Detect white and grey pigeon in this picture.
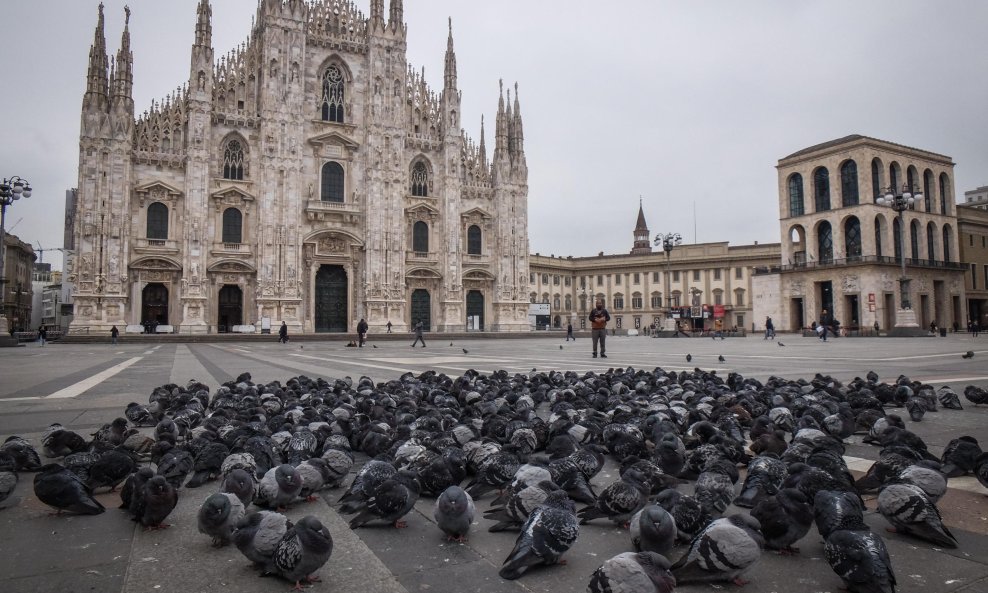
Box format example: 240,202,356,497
256,464,302,511
234,510,293,568
588,551,676,593
347,470,421,529
577,468,650,526
893,465,947,503
272,516,334,590
296,458,330,501
319,448,354,488
630,504,677,556
694,462,737,516
750,488,814,554
670,514,764,586
499,490,580,580
485,480,557,532
197,492,246,547
220,452,257,481
434,485,475,543
824,528,896,593
877,483,957,548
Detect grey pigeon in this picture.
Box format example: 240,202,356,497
434,485,475,542
296,458,330,501
962,350,974,359
630,504,677,556
272,516,334,589
1,436,42,471
751,488,813,554
87,450,136,492
484,480,557,532
139,475,178,529
0,470,17,507
718,355,725,363
234,510,293,567
654,490,712,542
894,465,946,503
125,402,159,426
937,387,963,410
976,452,988,492
33,464,105,515
156,449,194,489
825,528,896,593
877,484,957,548
735,455,788,508
670,514,763,586
499,490,580,580
694,463,737,516
588,551,676,593
221,468,257,507
257,465,303,511
319,448,354,488
347,470,420,529
62,451,102,483
198,492,246,546
686,354,692,362
185,442,230,488
964,385,988,405
814,490,867,539
338,459,396,513
578,469,649,526
219,452,257,481
464,451,520,499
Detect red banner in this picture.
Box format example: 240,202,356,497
713,305,726,318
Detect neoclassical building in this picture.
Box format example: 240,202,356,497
755,135,968,332
68,0,530,334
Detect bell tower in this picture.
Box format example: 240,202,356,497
631,199,652,255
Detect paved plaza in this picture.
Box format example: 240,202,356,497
1,333,988,593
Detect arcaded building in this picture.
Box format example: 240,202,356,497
67,0,530,334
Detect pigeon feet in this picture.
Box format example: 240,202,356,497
447,535,468,543
305,495,319,502
732,577,750,586
394,520,408,529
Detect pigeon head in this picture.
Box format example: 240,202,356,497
275,464,299,488
542,490,576,513
203,493,231,521
147,475,170,495
438,487,469,515
296,515,333,553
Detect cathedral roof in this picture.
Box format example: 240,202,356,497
781,134,951,162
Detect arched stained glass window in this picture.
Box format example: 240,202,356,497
222,208,242,244
844,216,861,259
411,162,429,197
818,221,833,263
321,65,345,123
788,174,804,217
321,162,344,203
223,139,245,180
147,202,169,240
467,225,481,255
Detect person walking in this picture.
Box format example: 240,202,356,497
37,325,47,347
411,320,426,347
110,325,119,345
588,299,610,358
278,321,289,344
713,318,725,340
566,322,574,341
764,316,775,340
974,320,981,338
819,309,829,341
386,320,393,334
357,318,368,347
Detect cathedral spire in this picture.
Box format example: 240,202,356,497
84,2,110,110
389,0,403,29
443,18,457,91
194,0,212,48
631,199,652,255
478,115,487,166
370,0,385,30
112,6,133,106
511,82,524,156
494,79,507,158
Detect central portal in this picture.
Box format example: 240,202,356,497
410,289,431,331
467,290,484,330
218,285,243,332
315,265,348,332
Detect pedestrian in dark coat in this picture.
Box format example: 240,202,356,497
278,321,289,344
566,322,574,341
588,299,610,358
411,321,426,347
111,325,119,345
38,326,47,347
357,318,368,347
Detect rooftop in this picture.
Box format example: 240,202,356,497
781,134,952,162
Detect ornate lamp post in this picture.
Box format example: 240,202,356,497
654,232,682,331
877,183,923,336
0,176,32,341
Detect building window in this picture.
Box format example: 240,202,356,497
814,167,830,212
939,173,949,214
529,293,536,303
943,225,952,262
840,160,859,207
411,162,429,197
632,294,643,309
788,173,804,217
735,267,743,279
692,270,700,281
147,202,168,240
910,220,920,260
564,277,571,287
871,158,883,203
928,223,936,261
222,208,242,244
633,273,640,284
875,217,883,257
597,275,603,286
818,221,833,263
651,293,662,308
735,289,745,306
924,170,934,212
413,221,429,252
971,234,975,247
713,268,721,280
615,275,621,285
553,295,561,310
321,65,345,122
714,291,723,305
671,291,681,307
984,264,987,289
529,273,535,284
542,274,549,284
615,316,622,328
542,294,549,304
614,295,624,310
893,218,902,260
652,272,659,282
467,225,482,255
321,162,345,202
736,314,745,329
580,277,586,289
672,271,680,282
565,294,572,309
844,216,861,259
889,162,900,195
222,139,246,180
553,275,560,285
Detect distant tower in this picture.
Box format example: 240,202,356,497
631,199,651,254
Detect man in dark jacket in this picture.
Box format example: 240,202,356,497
357,318,368,347
588,299,610,358
278,321,289,344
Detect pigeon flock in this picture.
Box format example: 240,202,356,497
2,366,988,592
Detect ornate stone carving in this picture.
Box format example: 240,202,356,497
841,275,859,293
318,236,347,254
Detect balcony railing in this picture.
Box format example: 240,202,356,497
754,255,969,275
407,251,439,263
211,242,251,256
135,238,179,251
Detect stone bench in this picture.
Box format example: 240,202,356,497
155,325,175,334
232,325,256,333
125,325,145,334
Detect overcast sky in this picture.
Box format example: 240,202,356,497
3,0,987,272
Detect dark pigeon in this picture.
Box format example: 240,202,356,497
630,504,677,556
825,528,896,593
750,488,813,554
272,516,334,589
221,468,256,507
735,455,787,508
185,442,230,488
119,467,154,512
198,492,246,546
41,424,89,458
33,464,105,515
338,459,396,513
499,490,579,580
814,490,867,539
156,449,194,490
940,436,982,477
578,469,649,526
139,475,178,529
1,436,42,471
588,551,676,593
654,490,712,543
465,452,520,500
87,450,136,492
484,480,557,532
347,470,420,529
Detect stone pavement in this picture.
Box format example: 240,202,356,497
1,334,988,593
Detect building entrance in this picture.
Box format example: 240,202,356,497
315,265,347,332
218,285,243,332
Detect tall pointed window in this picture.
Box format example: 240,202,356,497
788,174,804,217
893,218,901,260
223,139,245,180
222,208,242,244
147,203,169,240
871,158,883,203
814,167,830,212
939,173,949,215
927,222,936,261
840,160,858,207
321,65,345,123
817,221,833,263
910,220,920,260
874,217,883,257
844,216,861,260
411,162,429,197
924,170,934,212
413,221,429,253
467,225,482,255
321,162,345,203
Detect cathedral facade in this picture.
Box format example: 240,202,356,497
68,0,530,335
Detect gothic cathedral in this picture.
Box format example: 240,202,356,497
68,0,531,334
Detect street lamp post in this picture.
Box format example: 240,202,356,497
877,183,924,336
0,176,32,342
654,232,682,331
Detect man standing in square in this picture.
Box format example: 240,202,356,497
588,299,610,358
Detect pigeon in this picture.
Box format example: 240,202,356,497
185,442,231,488
234,510,293,567
778,342,785,347
221,468,256,507
0,470,17,507
338,459,397,513
893,465,946,503
686,354,692,362
86,450,136,492
485,480,558,532
750,488,814,554
965,385,988,406
198,492,246,546
559,345,563,350
256,464,303,511
578,469,649,526
125,402,159,426
347,470,420,529
462,348,469,354
735,455,788,508
434,485,475,542
937,386,963,410
814,490,867,539
694,462,737,516
630,504,677,556
41,424,88,458
976,452,988,492
449,342,453,346
588,551,677,593
940,435,982,477
156,449,194,489
296,458,330,501
498,490,580,580
139,475,178,529
877,484,957,548
465,452,520,499
824,528,896,593
219,452,258,482
119,467,155,512
670,514,763,586
372,344,378,348
718,355,725,363
654,490,712,542
272,516,334,589
962,350,974,359
1,436,42,471
319,448,354,488
33,464,105,515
